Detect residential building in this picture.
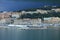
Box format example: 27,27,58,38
36,9,48,14
0,18,13,24
13,18,41,25
51,8,60,12
21,11,39,14
44,17,60,23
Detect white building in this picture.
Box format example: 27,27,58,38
44,17,60,23
37,9,48,14
11,12,20,18
13,18,41,25
21,11,39,14
0,18,13,24
44,17,52,23
51,8,60,12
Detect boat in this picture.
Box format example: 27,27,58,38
8,24,47,29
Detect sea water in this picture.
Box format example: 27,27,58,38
0,27,60,40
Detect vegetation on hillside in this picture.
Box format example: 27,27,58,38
20,12,60,19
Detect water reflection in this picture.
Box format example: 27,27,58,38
0,27,60,40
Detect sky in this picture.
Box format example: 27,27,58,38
0,0,60,11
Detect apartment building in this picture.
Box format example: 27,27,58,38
13,18,41,25
44,17,60,23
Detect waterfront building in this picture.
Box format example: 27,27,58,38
50,17,60,23
44,17,60,23
0,18,13,24
13,18,41,25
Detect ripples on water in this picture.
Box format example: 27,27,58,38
0,27,60,40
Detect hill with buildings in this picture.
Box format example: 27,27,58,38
0,6,60,24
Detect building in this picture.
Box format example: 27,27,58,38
44,17,60,23
0,13,10,19
51,8,60,12
11,12,22,19
36,9,48,14
21,11,39,14
50,17,60,23
44,17,52,23
13,18,41,25
0,18,13,24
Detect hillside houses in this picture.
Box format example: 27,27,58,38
0,8,60,24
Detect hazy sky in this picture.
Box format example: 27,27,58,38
0,0,60,11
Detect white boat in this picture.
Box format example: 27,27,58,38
8,24,29,29
8,24,47,29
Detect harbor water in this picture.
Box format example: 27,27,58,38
0,27,60,40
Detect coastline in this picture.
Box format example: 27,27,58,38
0,25,60,30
